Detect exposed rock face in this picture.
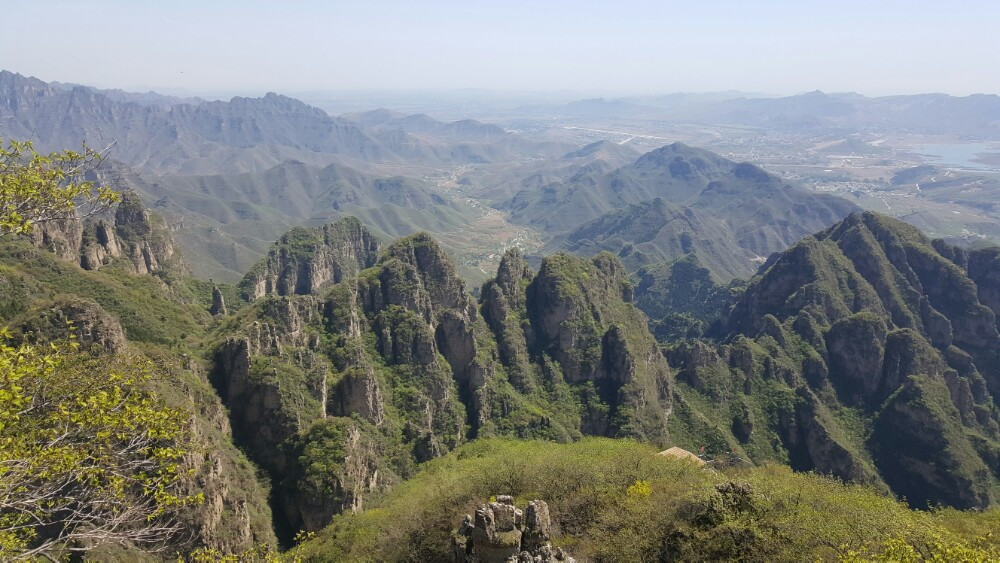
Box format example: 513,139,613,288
109,190,181,274
328,366,385,425
210,285,227,316
80,219,121,270
778,387,883,487
479,250,536,393
176,394,277,554
239,217,379,301
211,228,683,538
525,252,673,442
453,497,574,563
24,190,184,275
212,296,326,474
824,312,887,406
871,375,996,509
281,419,383,534
28,217,83,261
357,233,489,441
968,247,1000,317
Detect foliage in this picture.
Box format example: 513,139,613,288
0,241,206,344
0,138,119,235
0,332,198,559
291,438,1000,562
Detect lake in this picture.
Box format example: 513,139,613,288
914,142,1000,172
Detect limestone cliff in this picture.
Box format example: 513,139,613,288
24,190,184,275
239,217,379,301
211,228,680,538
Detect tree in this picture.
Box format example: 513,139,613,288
0,138,119,236
0,330,197,560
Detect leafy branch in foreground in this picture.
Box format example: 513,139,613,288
0,138,119,236
0,330,199,560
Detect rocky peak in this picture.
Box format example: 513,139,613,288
526,252,672,441
706,210,1000,509
376,232,472,319
114,190,153,239
106,190,182,275
240,217,380,301
210,285,227,316
481,249,533,330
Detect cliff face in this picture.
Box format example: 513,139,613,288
239,217,380,301
25,190,184,275
667,211,1000,509
211,230,679,538
522,252,673,441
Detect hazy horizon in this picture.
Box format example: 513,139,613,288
4,0,1000,98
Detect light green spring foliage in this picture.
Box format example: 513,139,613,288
291,438,1000,562
0,138,119,235
0,330,197,560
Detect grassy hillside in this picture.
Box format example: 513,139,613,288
292,438,1000,561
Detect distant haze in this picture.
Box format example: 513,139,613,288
4,0,1000,97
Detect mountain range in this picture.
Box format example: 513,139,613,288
529,90,1000,137
5,194,998,557
517,142,858,279
1,70,873,289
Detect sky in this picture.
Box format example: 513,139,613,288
3,0,999,98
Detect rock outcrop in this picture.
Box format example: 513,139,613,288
80,219,121,269
453,496,574,563
524,252,673,442
28,217,83,261
211,228,683,538
210,285,227,316
280,419,384,534
24,190,184,275
239,217,379,301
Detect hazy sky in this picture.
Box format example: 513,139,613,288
3,0,999,97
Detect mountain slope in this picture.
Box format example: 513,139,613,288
545,197,756,280
0,71,553,176
667,211,1000,509
529,142,858,279
86,157,483,281
6,206,1000,558
0,201,277,554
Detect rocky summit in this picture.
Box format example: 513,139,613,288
668,211,1000,509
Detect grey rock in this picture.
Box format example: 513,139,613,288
454,497,573,563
